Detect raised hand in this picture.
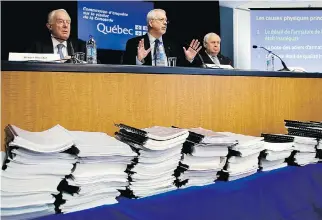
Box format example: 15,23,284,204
137,39,152,62
183,39,202,62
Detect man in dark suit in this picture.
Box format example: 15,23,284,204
198,32,232,67
28,9,86,59
122,9,202,67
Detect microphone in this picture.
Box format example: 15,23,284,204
64,41,77,64
51,35,78,63
188,45,206,68
70,41,75,57
197,53,207,68
68,41,83,64
253,45,290,71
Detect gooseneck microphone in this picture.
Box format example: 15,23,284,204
197,53,207,68
253,45,290,71
68,41,80,64
70,41,75,57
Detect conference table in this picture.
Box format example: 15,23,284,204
1,61,322,219
2,61,322,150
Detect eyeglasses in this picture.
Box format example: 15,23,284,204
55,19,71,25
153,18,169,24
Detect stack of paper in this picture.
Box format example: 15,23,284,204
317,138,322,162
259,134,294,171
59,131,136,213
1,125,78,220
115,124,189,198
217,132,264,181
175,128,237,188
286,135,319,166
285,120,321,166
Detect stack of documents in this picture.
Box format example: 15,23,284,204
259,134,294,171
175,128,237,188
1,124,78,220
317,139,322,162
59,131,136,213
285,120,321,166
218,132,264,181
115,124,189,198
286,135,319,166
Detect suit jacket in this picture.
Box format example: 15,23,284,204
122,34,190,67
196,50,233,67
27,37,86,55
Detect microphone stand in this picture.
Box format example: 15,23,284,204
197,53,207,68
254,46,290,71
52,36,86,64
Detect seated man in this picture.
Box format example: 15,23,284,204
27,9,85,59
122,9,202,67
198,32,232,66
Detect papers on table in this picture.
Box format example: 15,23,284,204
175,128,236,188
115,125,189,197
1,125,136,217
284,120,321,166
60,130,136,213
218,132,264,181
1,125,78,219
258,134,293,171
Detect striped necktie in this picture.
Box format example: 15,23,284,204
153,39,160,66
57,44,64,59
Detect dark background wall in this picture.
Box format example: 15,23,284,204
1,1,221,64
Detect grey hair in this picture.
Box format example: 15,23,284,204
47,9,70,24
203,32,221,47
146,9,166,24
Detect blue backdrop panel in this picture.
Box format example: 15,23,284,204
78,1,153,51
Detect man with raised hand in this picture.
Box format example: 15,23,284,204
122,9,202,67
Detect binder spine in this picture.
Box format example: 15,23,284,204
62,145,80,156
286,125,322,134
284,120,322,129
181,141,195,155
4,125,16,160
287,129,322,139
186,131,204,143
115,123,148,136
57,179,80,195
115,132,146,147
261,133,294,143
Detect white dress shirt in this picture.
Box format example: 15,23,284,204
136,33,168,66
51,36,68,58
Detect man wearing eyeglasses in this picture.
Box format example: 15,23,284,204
122,9,202,66
27,9,85,60
197,32,232,67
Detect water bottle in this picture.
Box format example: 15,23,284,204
266,52,275,71
86,35,97,64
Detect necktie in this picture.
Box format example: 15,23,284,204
153,39,160,66
57,44,64,60
212,55,220,65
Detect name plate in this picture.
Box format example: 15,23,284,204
219,64,234,70
205,64,234,69
289,67,306,72
205,64,220,69
8,53,60,62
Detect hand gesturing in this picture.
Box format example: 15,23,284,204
137,39,152,62
183,39,202,62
